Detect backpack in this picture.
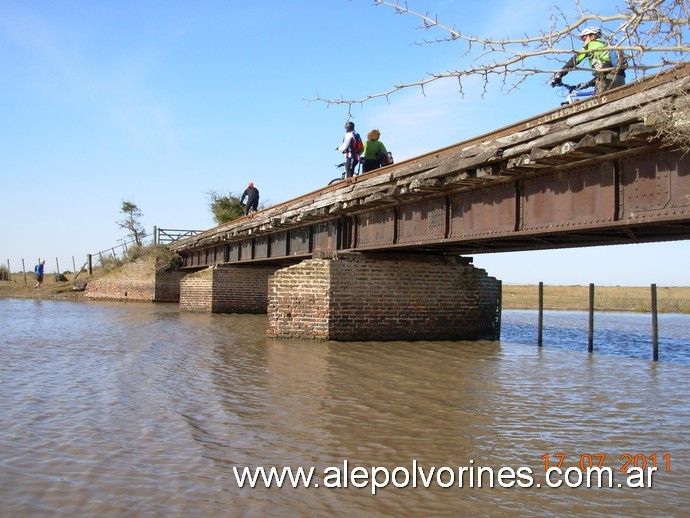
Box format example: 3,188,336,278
350,132,364,156
609,48,628,72
605,38,628,72
34,264,40,275
376,150,394,166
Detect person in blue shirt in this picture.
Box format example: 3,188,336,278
34,259,45,290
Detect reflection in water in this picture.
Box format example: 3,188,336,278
1,299,689,515
502,309,690,364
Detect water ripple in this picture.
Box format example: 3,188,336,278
1,299,688,515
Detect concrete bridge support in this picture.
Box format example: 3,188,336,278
179,265,278,313
267,253,501,341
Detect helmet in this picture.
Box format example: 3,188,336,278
344,121,355,132
578,26,601,38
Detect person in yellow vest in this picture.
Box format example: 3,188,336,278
550,27,626,94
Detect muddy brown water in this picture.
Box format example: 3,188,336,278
1,299,688,516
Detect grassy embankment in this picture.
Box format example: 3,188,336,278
1,269,688,313
0,271,103,300
502,284,690,314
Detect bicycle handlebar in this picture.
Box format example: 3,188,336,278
557,82,580,93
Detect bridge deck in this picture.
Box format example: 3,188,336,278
171,64,690,268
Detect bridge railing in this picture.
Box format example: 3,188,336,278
153,227,204,245
83,227,202,276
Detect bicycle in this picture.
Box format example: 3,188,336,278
555,80,596,106
328,161,362,186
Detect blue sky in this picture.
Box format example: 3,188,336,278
1,0,687,286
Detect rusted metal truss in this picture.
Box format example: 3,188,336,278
171,65,690,269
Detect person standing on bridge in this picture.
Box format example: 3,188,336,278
362,129,390,173
550,26,625,94
337,121,361,178
240,182,259,216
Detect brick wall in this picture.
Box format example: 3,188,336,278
267,253,501,341
267,259,331,339
85,256,184,302
179,268,214,311
179,265,277,313
85,256,157,301
155,269,186,301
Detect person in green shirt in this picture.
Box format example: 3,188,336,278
362,129,390,173
550,26,626,94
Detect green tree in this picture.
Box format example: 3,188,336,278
117,200,147,245
208,191,245,224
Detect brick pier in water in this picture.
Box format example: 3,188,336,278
87,253,501,341
179,253,500,341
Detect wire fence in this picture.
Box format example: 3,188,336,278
2,238,139,283
502,284,690,313
2,227,204,281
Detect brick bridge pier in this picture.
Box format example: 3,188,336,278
178,253,501,341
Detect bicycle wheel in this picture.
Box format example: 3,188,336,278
328,177,342,185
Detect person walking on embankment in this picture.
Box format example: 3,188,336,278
34,259,45,290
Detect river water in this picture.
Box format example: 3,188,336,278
1,298,689,516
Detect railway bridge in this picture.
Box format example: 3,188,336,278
169,64,690,341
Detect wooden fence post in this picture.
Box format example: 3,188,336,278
651,283,659,361
538,282,544,346
496,280,502,340
588,283,595,353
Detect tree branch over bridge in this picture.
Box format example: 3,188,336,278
307,0,689,109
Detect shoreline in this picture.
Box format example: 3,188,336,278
2,274,688,313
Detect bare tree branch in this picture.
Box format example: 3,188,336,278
306,0,689,112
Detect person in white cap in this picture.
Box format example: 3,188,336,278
550,26,626,94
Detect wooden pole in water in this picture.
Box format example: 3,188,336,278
651,283,659,361
538,282,544,346
588,283,595,353
496,280,502,340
